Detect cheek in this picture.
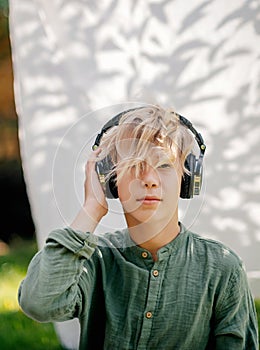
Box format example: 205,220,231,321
117,177,140,202
161,169,182,190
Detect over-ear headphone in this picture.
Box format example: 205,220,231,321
92,107,206,199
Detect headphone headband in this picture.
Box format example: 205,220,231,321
93,107,206,156
93,107,144,149
177,114,206,155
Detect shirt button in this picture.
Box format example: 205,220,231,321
152,269,159,277
142,251,148,258
145,311,153,319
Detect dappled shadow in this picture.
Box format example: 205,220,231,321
9,1,260,347
9,0,260,283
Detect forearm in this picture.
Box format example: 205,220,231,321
70,149,108,233
70,203,102,233
18,227,98,322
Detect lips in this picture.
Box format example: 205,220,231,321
137,196,162,204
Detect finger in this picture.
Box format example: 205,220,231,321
92,147,102,156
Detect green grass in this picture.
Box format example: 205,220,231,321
0,237,259,349
256,299,260,337
0,237,63,350
0,310,63,349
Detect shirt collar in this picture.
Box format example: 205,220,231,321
118,222,189,266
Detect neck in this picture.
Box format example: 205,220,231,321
127,211,180,261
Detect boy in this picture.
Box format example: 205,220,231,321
18,105,258,349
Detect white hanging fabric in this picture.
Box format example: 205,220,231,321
9,1,260,348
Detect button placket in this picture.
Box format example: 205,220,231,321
137,262,164,348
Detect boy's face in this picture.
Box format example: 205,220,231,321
116,142,182,230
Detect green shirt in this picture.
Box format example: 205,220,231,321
18,223,258,349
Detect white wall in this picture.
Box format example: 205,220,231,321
9,1,260,348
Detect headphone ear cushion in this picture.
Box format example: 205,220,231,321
180,153,196,199
107,173,118,199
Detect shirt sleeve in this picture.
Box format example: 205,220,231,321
18,227,98,323
213,261,259,349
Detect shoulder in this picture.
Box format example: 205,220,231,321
186,228,244,273
96,229,128,248
184,229,249,296
93,229,129,262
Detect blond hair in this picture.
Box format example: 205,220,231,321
97,105,195,182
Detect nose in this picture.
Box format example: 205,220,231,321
140,165,159,188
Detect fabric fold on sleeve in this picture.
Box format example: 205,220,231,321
47,227,98,258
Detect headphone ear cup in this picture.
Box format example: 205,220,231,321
95,156,118,199
180,153,196,199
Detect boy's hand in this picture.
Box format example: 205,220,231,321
70,149,108,233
